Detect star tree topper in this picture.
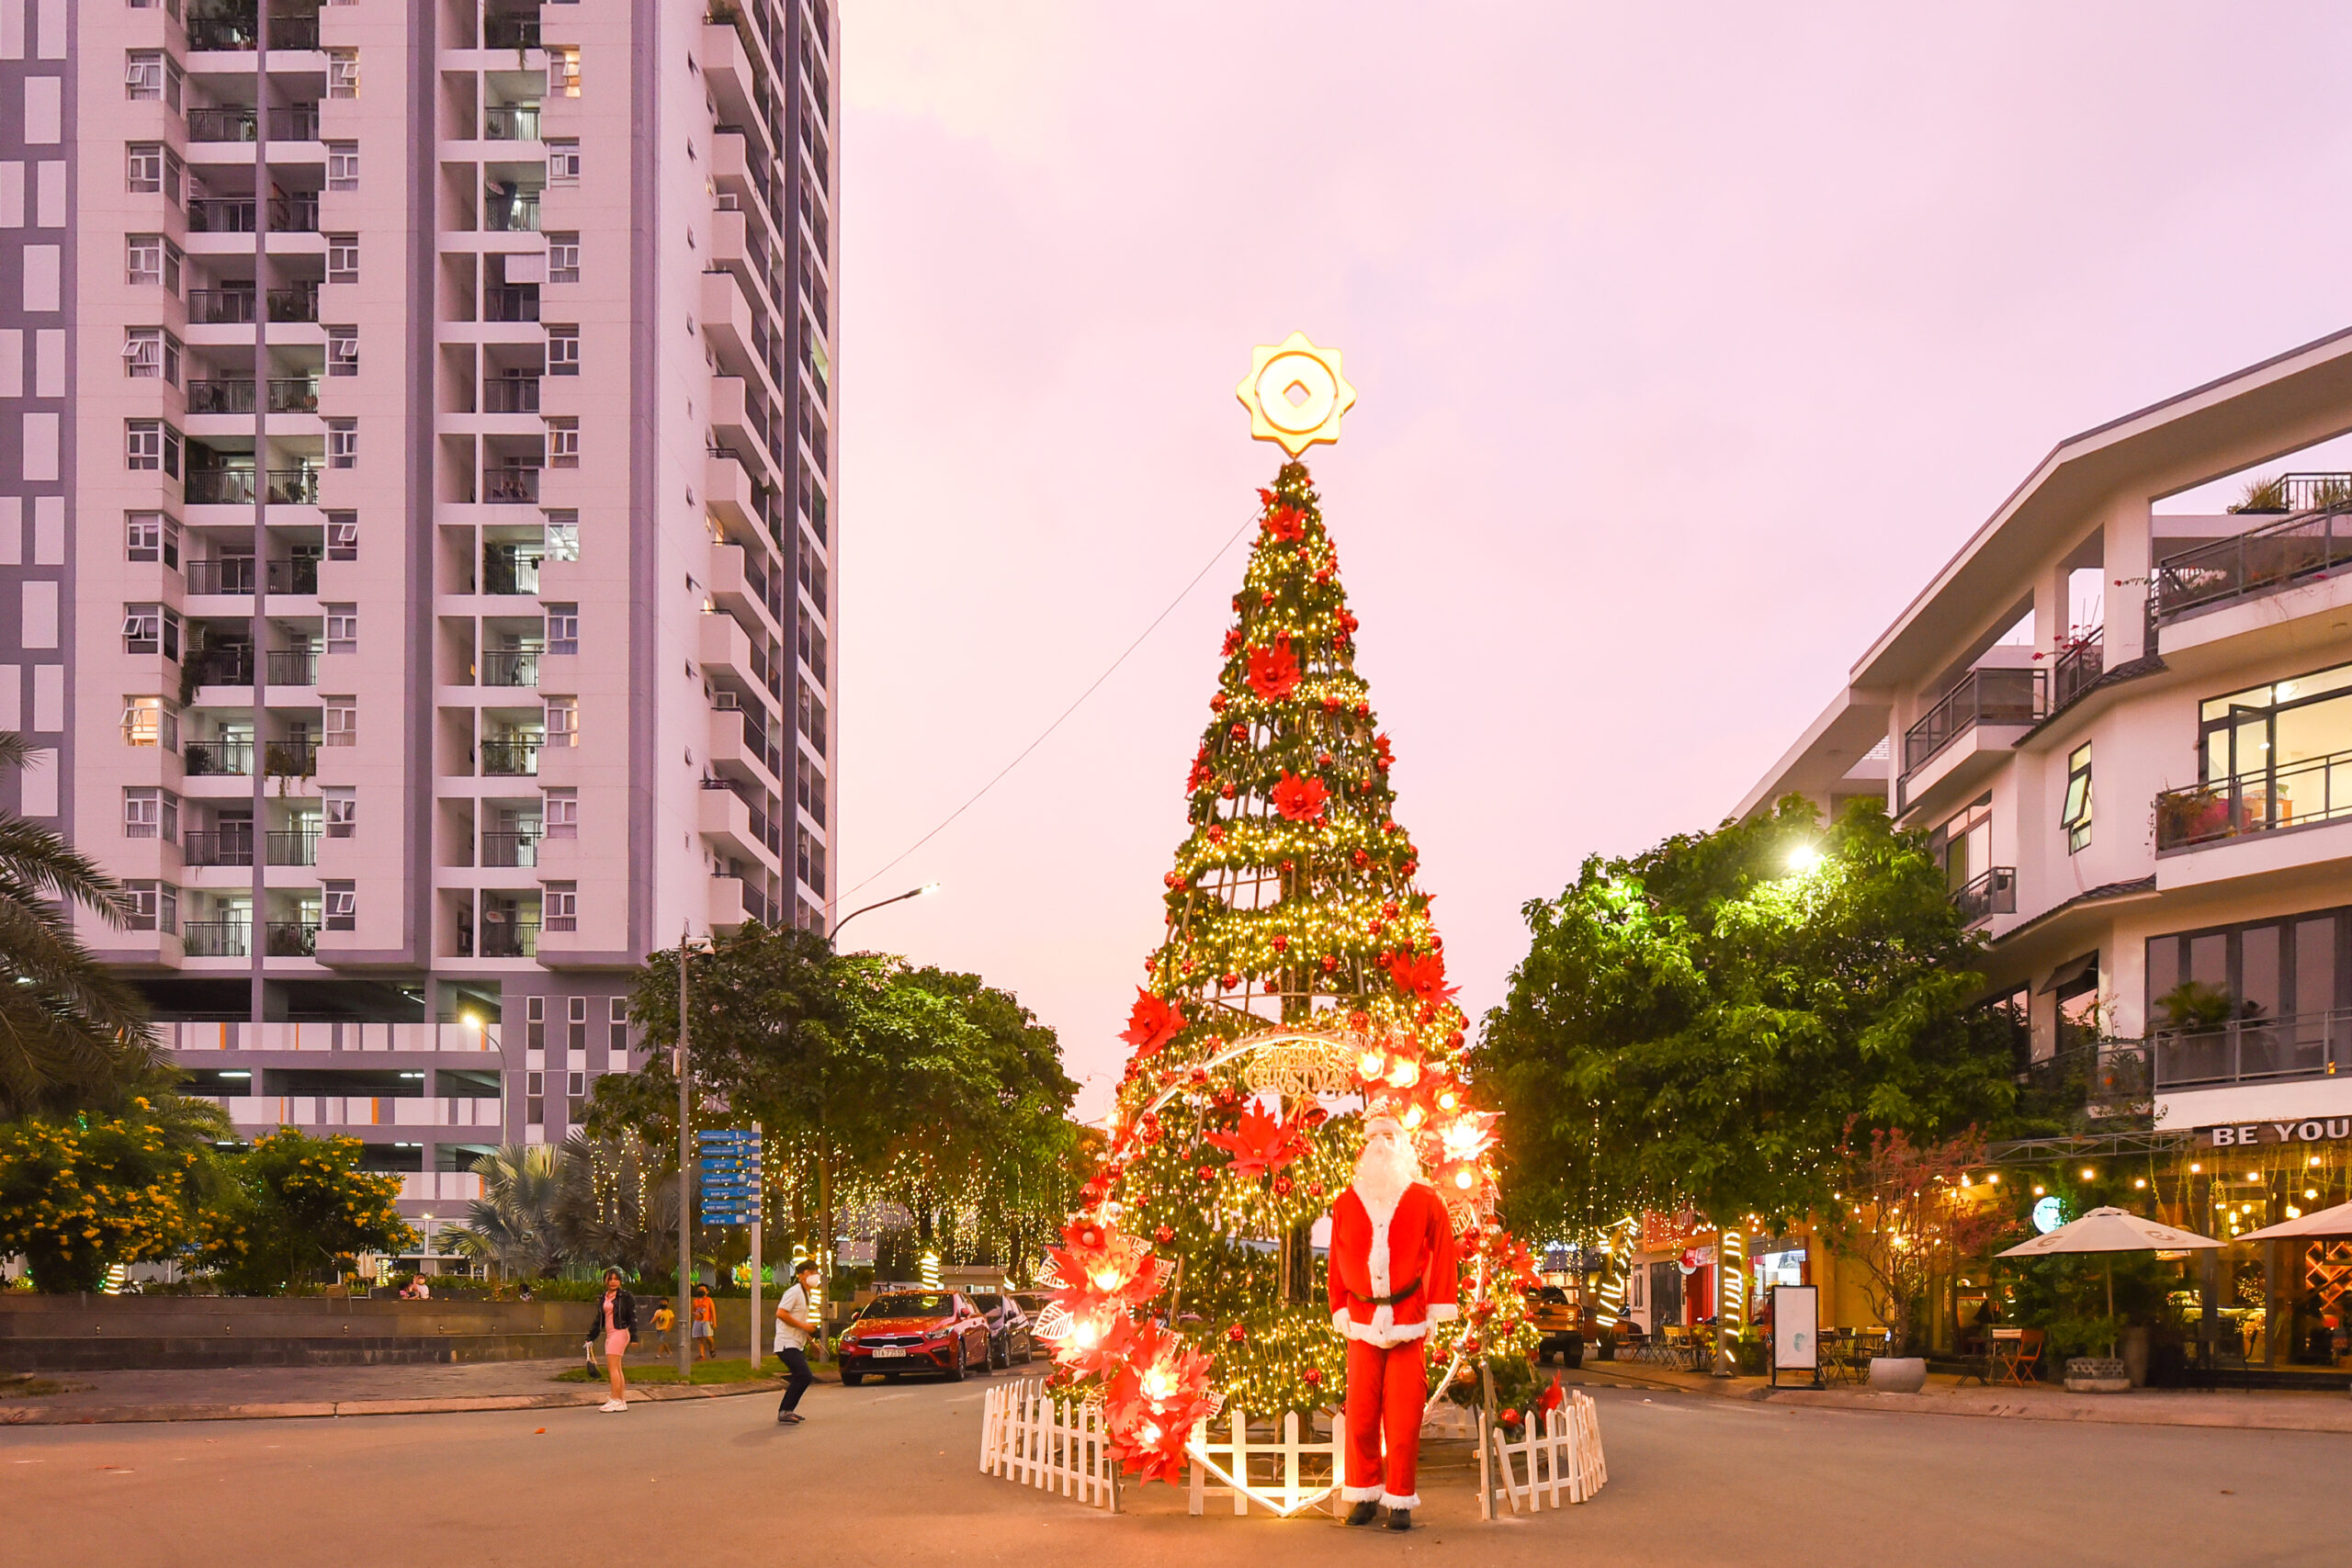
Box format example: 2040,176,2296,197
1236,331,1358,457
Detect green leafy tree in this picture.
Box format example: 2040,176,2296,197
553,1131,680,1280
0,1102,197,1292
1473,798,2018,1239
195,1130,414,1292
0,734,162,1117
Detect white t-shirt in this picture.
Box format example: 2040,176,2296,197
775,1283,811,1351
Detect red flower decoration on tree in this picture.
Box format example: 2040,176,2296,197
1270,773,1329,822
1246,635,1300,700
1385,950,1458,1004
1119,989,1185,1055
1374,732,1394,772
1263,503,1306,543
1204,1101,1306,1180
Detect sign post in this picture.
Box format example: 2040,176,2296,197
697,1127,763,1371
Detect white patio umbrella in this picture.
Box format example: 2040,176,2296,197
1997,1207,2224,1353
2237,1198,2352,1243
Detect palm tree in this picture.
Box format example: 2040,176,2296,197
443,1143,568,1279
554,1131,681,1279
0,734,161,1117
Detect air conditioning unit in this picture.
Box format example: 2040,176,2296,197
713,692,741,710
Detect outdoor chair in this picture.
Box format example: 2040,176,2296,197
1994,1328,2043,1386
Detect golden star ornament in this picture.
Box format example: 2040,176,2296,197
1236,332,1357,457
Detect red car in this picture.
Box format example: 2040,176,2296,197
836,1291,993,1385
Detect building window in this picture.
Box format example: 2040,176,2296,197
2061,742,2093,853
126,512,180,568
327,327,359,377
566,995,587,1050
325,606,358,655
327,49,360,99
526,997,546,1052
543,787,578,838
554,46,582,98
122,697,178,750
326,513,359,560
127,234,182,292
546,139,581,185
324,787,356,838
127,143,181,199
123,604,180,660
543,511,579,561
546,418,580,468
124,787,178,842
1930,794,1992,896
324,881,356,931
324,700,357,747
123,328,182,384
327,233,360,284
547,325,580,376
543,697,578,748
126,51,177,105
326,420,358,468
547,233,581,283
608,995,628,1052
126,419,182,477
123,882,178,934
566,1071,585,1099
326,141,360,191
545,604,579,656
545,884,579,932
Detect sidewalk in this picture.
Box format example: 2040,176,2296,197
0,1357,789,1426
1569,1359,2352,1434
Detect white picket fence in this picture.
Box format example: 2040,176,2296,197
1479,1391,1607,1517
1187,1406,1348,1517
978,1379,1119,1512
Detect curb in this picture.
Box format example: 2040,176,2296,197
0,1375,791,1427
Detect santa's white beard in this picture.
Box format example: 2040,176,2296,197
1351,1134,1422,1217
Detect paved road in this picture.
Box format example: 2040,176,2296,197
4,1362,2339,1566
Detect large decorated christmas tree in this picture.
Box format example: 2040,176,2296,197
1038,446,1533,1483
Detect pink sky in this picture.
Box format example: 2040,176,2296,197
833,3,2352,1119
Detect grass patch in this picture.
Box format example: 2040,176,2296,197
553,1357,775,1386
0,1372,88,1398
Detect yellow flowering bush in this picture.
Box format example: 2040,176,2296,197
194,1129,416,1293
0,1112,196,1292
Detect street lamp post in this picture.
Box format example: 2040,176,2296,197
677,928,694,1382
829,883,940,945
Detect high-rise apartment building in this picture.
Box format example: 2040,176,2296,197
6,0,837,1244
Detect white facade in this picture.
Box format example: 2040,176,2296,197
26,0,838,1235
1741,326,2352,1143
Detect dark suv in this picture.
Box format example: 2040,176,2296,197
969,1292,1035,1370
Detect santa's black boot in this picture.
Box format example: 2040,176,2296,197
1385,1508,1412,1532
1344,1501,1379,1528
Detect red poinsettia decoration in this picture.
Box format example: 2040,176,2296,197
1204,1100,1306,1180
1384,950,1458,1004
1538,1373,1566,1417
1263,502,1306,543
1103,1320,1216,1484
1270,772,1329,822
1373,732,1394,772
1246,635,1300,700
1119,988,1185,1055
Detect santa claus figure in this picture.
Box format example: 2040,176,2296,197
1327,1114,1459,1531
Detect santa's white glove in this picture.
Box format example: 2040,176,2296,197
1331,1311,1350,1334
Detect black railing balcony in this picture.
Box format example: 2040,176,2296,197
267,557,320,594
481,830,541,868
483,467,541,504
186,469,257,506
187,107,261,143
2018,1039,2153,1117
478,919,540,958
481,650,540,687
266,649,319,686
266,468,320,505
183,740,254,776
266,920,319,957
264,741,316,778
265,830,319,866
483,14,543,48
480,739,540,776
1951,866,2016,930
2155,1009,2352,1089
484,104,543,141
270,195,322,233
268,13,321,51
180,919,250,957
484,194,542,233
187,15,262,51
189,647,254,686
482,546,542,594
188,197,258,233
267,378,319,413
2154,508,2352,626
1902,668,2046,775
269,106,322,141
2154,746,2352,852
483,377,541,413
187,557,257,595
183,828,255,867
268,286,320,322
187,289,259,325
2051,628,2104,711
187,379,258,416
483,284,541,321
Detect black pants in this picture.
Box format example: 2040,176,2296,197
776,1346,813,1414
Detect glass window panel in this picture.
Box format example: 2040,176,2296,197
2296,918,2336,1017
2146,936,2180,1016
2241,925,2282,1020
2274,694,2352,767
2189,933,2228,990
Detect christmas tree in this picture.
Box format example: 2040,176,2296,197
1040,462,1532,1483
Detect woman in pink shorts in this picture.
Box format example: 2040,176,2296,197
589,1268,637,1411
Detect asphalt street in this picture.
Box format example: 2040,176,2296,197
4,1363,2340,1567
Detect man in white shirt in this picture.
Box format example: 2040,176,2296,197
775,1261,821,1425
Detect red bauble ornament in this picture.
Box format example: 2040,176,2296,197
1320,953,1339,972
1220,783,1236,799
1227,1323,1248,1343
1220,973,1240,989
1260,590,1276,606
1196,1166,1216,1183
1271,935,1288,953
1272,1175,1294,1197
1210,693,1228,712
1303,1368,1324,1386
1352,849,1369,868
1229,723,1249,741
1500,1408,1521,1428
1153,1224,1174,1245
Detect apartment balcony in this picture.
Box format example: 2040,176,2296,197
190,557,320,594
184,739,254,777
483,466,541,505
481,650,539,688
699,611,755,682
709,874,751,933
1950,866,2016,931
483,12,542,49
269,286,321,324
2154,748,2352,853
1896,667,2046,816
483,376,541,414
266,830,320,867
266,920,320,958
481,830,540,868
2050,628,2104,712
181,919,248,957
2154,1009,2352,1090
184,827,255,868
484,193,542,234
478,919,539,959
483,104,543,141
221,1098,504,1132
484,284,541,322
2154,498,2352,627
698,782,773,869
187,106,322,144
701,269,762,385
265,741,318,781
187,469,255,506
480,739,540,777
705,449,755,528
187,195,319,234
188,645,254,687
267,649,320,686
187,289,259,327
2018,1039,2153,1121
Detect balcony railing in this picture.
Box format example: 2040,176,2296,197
483,467,541,504
481,650,540,688
1951,866,2016,930
186,557,258,594
2155,1009,2352,1089
187,108,258,143
266,468,320,505
480,739,540,776
484,104,543,141
484,194,542,233
2154,746,2352,852
187,289,258,326
266,649,320,686
483,14,542,48
188,198,254,233
269,378,320,413
484,284,541,321
264,740,316,778
482,548,543,594
478,919,540,958
188,646,254,686
2050,628,2104,711
268,557,321,594
270,106,322,141
266,830,319,866
266,920,319,957
183,827,254,867
186,15,262,51
483,376,541,413
2154,506,2352,626
481,830,540,868
180,919,249,957
2018,1039,2152,1117
186,468,256,505
187,379,257,416
268,285,320,323
184,740,254,776
1902,667,2046,775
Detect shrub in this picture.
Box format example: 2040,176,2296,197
0,1111,194,1292
195,1130,415,1293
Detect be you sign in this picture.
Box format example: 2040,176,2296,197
2203,1116,2352,1148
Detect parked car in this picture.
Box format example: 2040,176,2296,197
835,1291,992,1385
969,1292,1035,1369
1527,1285,1586,1367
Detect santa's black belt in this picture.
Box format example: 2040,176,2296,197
1348,1279,1422,1308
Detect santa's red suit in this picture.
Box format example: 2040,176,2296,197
1327,1168,1460,1509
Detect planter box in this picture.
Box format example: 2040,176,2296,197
2064,1356,2131,1393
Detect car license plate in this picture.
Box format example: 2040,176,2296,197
873,1347,907,1359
